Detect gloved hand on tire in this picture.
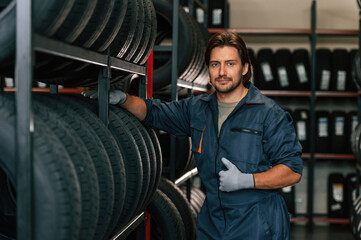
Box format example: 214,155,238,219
81,89,127,105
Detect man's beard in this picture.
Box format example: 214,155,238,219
213,76,243,94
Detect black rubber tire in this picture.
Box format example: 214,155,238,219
32,94,114,240
53,0,97,43
110,106,150,214
0,0,75,68
137,0,157,65
145,127,163,205
43,94,127,239
158,177,196,240
90,0,128,52
73,0,115,47
147,189,186,240
131,0,153,64
152,0,193,89
181,186,205,215
109,0,138,58
29,95,100,240
118,108,157,211
123,0,145,61
0,94,81,240
73,98,144,231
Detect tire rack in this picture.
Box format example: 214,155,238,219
15,1,151,240
163,0,210,207
165,0,209,182
209,0,361,231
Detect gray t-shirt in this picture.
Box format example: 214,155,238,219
218,101,239,135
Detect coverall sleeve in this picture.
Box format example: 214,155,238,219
263,108,303,175
141,97,191,136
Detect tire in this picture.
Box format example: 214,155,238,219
158,177,196,240
0,94,81,240
110,106,150,214
73,97,144,231
109,0,138,58
146,128,163,205
29,95,99,240
32,94,114,240
0,0,75,69
147,189,186,240
123,0,144,61
152,0,194,89
118,108,157,211
44,94,127,239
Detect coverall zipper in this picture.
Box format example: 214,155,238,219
210,100,246,230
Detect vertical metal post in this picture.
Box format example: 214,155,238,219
139,67,147,99
49,84,58,94
170,0,180,182
307,0,316,232
16,0,34,239
188,0,194,17
98,64,110,126
203,0,208,28
224,0,229,28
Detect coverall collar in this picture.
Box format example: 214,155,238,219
200,82,265,105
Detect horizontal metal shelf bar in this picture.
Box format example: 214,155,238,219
194,0,207,11
110,212,145,240
4,87,84,93
208,28,313,36
261,90,359,98
175,167,198,186
153,45,172,52
208,28,359,37
33,34,146,75
302,153,355,160
290,217,349,224
177,79,208,92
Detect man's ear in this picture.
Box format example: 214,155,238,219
242,62,249,76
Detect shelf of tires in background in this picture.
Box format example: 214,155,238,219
208,0,361,231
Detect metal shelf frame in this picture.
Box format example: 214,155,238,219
15,1,149,240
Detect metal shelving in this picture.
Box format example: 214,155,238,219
15,1,149,240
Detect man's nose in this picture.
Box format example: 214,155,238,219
219,63,226,76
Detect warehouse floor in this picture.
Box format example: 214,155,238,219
290,224,354,240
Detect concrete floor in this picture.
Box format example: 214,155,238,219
290,224,354,240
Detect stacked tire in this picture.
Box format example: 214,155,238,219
0,93,162,240
0,0,157,88
146,177,205,240
152,0,210,95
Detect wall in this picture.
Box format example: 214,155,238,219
227,0,360,216
228,0,359,52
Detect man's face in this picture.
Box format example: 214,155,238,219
208,46,249,94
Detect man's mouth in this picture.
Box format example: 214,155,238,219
216,78,231,83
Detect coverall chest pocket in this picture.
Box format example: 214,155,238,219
228,124,263,173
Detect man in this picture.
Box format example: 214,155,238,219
84,32,303,239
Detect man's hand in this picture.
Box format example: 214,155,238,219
81,89,127,105
219,157,254,192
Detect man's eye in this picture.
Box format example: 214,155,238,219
228,62,234,66
211,63,219,67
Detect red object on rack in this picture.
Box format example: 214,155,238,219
146,50,154,99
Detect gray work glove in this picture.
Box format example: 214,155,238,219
81,89,127,105
219,157,254,192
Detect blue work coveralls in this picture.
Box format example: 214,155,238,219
142,82,303,240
